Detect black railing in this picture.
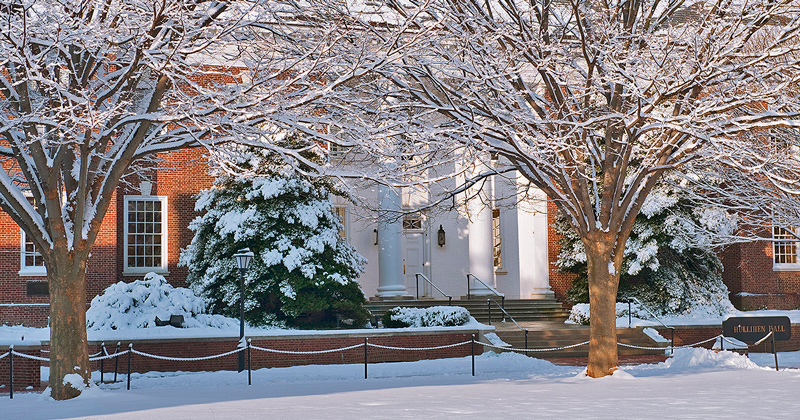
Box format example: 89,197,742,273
487,299,528,349
466,274,504,308
622,297,674,354
415,273,452,305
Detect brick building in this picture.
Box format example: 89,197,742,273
0,145,795,327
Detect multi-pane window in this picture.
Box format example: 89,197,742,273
492,208,502,268
23,233,44,267
773,226,799,266
125,196,167,272
20,194,45,275
20,230,46,275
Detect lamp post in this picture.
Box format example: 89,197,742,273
233,248,254,372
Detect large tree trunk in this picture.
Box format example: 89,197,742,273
47,254,91,400
585,240,621,378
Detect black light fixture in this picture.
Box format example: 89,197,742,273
234,248,254,271
437,225,446,247
232,248,254,372
374,228,379,246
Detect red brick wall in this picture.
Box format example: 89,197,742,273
720,237,800,310
0,192,117,327
0,346,41,392
547,200,576,305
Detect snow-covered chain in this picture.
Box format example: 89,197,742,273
10,350,50,362
89,350,131,362
479,340,590,353
130,347,243,362
366,341,471,351
250,343,364,355
0,351,8,360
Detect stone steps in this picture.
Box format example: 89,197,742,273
365,298,571,324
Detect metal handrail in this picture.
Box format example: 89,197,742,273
466,273,505,308
486,299,528,349
622,297,674,354
415,273,452,305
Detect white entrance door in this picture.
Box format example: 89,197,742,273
402,221,430,297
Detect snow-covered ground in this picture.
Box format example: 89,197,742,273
2,348,800,419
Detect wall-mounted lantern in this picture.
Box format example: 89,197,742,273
437,225,446,247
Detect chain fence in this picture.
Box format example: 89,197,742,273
0,330,786,399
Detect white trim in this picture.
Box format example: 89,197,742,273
123,195,169,274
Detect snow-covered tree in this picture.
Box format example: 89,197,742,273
557,182,736,316
180,165,369,329
365,0,800,377
0,1,410,399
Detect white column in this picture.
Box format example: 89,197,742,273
468,176,495,296
520,186,555,299
376,185,410,299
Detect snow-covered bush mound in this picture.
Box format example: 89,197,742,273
86,273,239,330
663,348,763,372
381,306,471,328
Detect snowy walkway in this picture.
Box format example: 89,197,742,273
2,349,800,419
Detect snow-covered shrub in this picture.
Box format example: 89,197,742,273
180,144,369,329
557,181,735,316
86,273,238,330
381,306,471,328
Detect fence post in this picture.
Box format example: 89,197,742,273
773,334,779,371
127,343,132,391
627,300,631,328
471,335,475,377
114,342,120,383
524,330,528,350
247,339,252,386
100,342,105,384
364,338,368,379
487,300,491,325
9,345,13,399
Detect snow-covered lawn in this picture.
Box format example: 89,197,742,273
3,349,800,420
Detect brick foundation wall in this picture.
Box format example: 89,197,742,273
655,324,800,353
0,346,41,392
2,329,480,390
82,332,475,374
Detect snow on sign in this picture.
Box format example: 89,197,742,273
722,316,791,342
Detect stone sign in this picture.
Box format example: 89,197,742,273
722,316,791,342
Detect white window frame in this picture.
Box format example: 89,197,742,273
123,195,169,275
19,192,46,276
19,229,46,276
772,226,800,270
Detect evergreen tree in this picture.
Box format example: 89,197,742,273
180,141,369,329
556,183,736,316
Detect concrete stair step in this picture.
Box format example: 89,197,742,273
365,299,571,324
